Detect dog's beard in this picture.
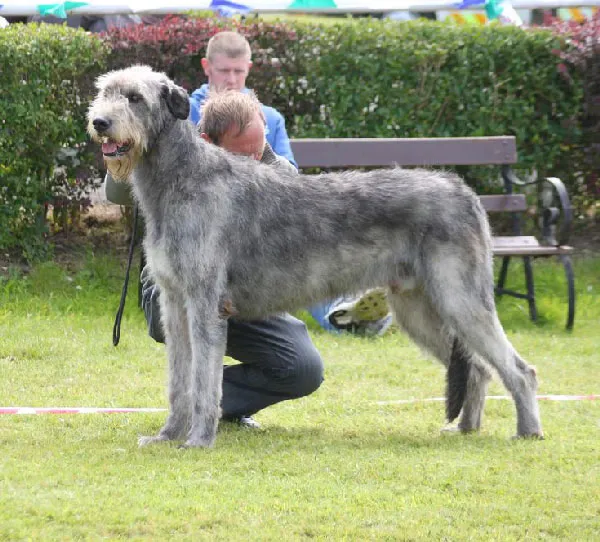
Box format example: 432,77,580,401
104,152,138,182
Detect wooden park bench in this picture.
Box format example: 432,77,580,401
290,136,576,330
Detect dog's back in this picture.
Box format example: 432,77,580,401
210,160,492,319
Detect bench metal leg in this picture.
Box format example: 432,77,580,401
523,256,537,323
494,255,538,324
560,254,576,331
496,256,511,295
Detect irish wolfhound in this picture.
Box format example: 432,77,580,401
87,66,543,448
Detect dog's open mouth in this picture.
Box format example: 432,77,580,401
101,137,131,157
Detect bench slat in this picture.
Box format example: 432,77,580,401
493,246,574,256
493,236,539,248
479,195,527,213
492,235,574,256
291,136,517,168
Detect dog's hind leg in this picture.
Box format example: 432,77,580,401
425,253,543,438
460,316,540,437
388,288,453,364
183,285,227,449
388,289,489,429
139,290,192,446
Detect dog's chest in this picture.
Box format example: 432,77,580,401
145,244,178,292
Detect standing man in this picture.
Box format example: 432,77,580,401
189,31,296,167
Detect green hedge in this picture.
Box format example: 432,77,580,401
0,17,587,261
103,17,583,185
277,20,582,185
0,23,107,261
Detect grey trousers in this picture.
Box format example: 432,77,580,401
142,283,324,418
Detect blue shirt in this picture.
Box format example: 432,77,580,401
189,84,297,168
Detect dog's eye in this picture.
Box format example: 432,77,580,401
128,93,142,103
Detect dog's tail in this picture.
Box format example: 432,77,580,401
445,337,471,423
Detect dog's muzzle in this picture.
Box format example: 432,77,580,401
101,139,132,158
92,117,132,158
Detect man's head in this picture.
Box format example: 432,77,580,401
199,90,265,161
201,31,252,92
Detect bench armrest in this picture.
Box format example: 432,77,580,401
540,177,573,246
501,165,538,190
501,167,573,246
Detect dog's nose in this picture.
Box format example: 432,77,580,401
92,117,111,133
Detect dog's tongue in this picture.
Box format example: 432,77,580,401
102,142,119,154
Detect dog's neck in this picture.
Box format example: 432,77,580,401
129,118,210,245
131,119,199,210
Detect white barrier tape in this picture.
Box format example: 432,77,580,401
375,394,600,406
1,395,597,413
0,407,167,415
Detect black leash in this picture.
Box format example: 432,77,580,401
113,204,139,346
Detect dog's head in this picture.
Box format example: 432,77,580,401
87,65,190,181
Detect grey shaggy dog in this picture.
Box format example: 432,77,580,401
87,66,543,448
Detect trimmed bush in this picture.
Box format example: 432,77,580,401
0,23,108,260
103,17,582,192
2,16,591,262
279,20,582,190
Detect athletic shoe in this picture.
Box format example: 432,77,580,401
222,415,261,429
327,289,391,332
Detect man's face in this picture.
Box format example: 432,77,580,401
219,111,265,161
201,54,251,92
202,111,265,161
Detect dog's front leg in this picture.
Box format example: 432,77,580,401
183,288,227,448
139,288,192,447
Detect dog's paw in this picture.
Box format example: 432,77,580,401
441,424,476,435
513,431,545,440
181,434,216,449
138,434,169,447
441,423,478,435
440,424,461,435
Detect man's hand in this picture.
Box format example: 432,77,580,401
140,265,165,343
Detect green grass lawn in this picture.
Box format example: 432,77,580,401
1,236,598,540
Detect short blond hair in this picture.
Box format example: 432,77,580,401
205,31,252,62
199,90,265,145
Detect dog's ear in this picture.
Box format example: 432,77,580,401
162,83,190,120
